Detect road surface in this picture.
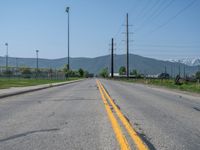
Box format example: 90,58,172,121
0,79,118,150
0,79,199,150
100,79,200,150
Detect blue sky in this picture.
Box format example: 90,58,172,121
0,0,199,60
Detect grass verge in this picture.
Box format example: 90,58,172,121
0,77,81,89
116,78,200,94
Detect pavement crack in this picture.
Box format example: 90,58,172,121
0,128,60,142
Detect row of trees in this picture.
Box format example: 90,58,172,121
62,64,89,78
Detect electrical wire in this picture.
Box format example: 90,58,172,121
135,0,176,32
148,0,197,35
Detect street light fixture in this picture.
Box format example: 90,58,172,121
66,6,70,70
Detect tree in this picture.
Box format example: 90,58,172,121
119,66,126,75
63,64,69,78
130,69,138,76
3,69,13,76
20,67,31,74
196,71,200,80
48,68,53,79
99,67,109,78
20,67,32,78
84,70,89,78
63,64,69,72
78,68,84,77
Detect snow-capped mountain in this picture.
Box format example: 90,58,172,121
169,58,200,66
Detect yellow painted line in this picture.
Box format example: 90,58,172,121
98,80,149,150
96,80,130,150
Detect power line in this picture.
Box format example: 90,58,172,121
130,0,153,21
148,0,197,35
134,44,200,48
129,0,148,16
134,0,164,31
135,0,176,32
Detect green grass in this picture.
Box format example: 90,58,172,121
0,77,81,89
117,78,200,94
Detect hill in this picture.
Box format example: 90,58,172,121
0,54,199,76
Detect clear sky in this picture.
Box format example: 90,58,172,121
0,0,199,60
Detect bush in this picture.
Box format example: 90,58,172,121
20,67,32,78
99,68,109,78
119,66,126,75
78,68,84,77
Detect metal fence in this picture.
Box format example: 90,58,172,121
0,66,66,80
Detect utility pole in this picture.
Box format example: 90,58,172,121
126,13,129,78
164,65,167,78
184,65,186,78
66,7,70,70
111,38,114,78
16,58,18,68
178,64,181,76
171,64,173,78
5,43,8,72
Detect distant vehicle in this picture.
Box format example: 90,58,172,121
158,73,170,79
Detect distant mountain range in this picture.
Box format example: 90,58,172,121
0,54,199,76
169,58,200,66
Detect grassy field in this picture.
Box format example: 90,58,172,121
117,78,200,93
0,78,81,89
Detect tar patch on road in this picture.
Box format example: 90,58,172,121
193,106,200,112
0,128,60,142
137,131,156,150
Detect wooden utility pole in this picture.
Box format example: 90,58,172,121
111,38,114,78
184,65,186,78
126,13,129,78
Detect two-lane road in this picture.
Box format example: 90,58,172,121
0,79,199,150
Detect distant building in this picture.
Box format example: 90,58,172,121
109,73,119,77
146,74,159,78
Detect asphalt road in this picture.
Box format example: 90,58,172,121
0,78,199,150
0,79,118,150
100,79,200,150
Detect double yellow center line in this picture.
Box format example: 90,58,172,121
96,80,149,150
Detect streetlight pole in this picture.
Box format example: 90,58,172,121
16,58,18,75
66,6,70,70
5,43,8,72
36,50,39,78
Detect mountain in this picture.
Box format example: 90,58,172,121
0,54,199,76
169,58,200,66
